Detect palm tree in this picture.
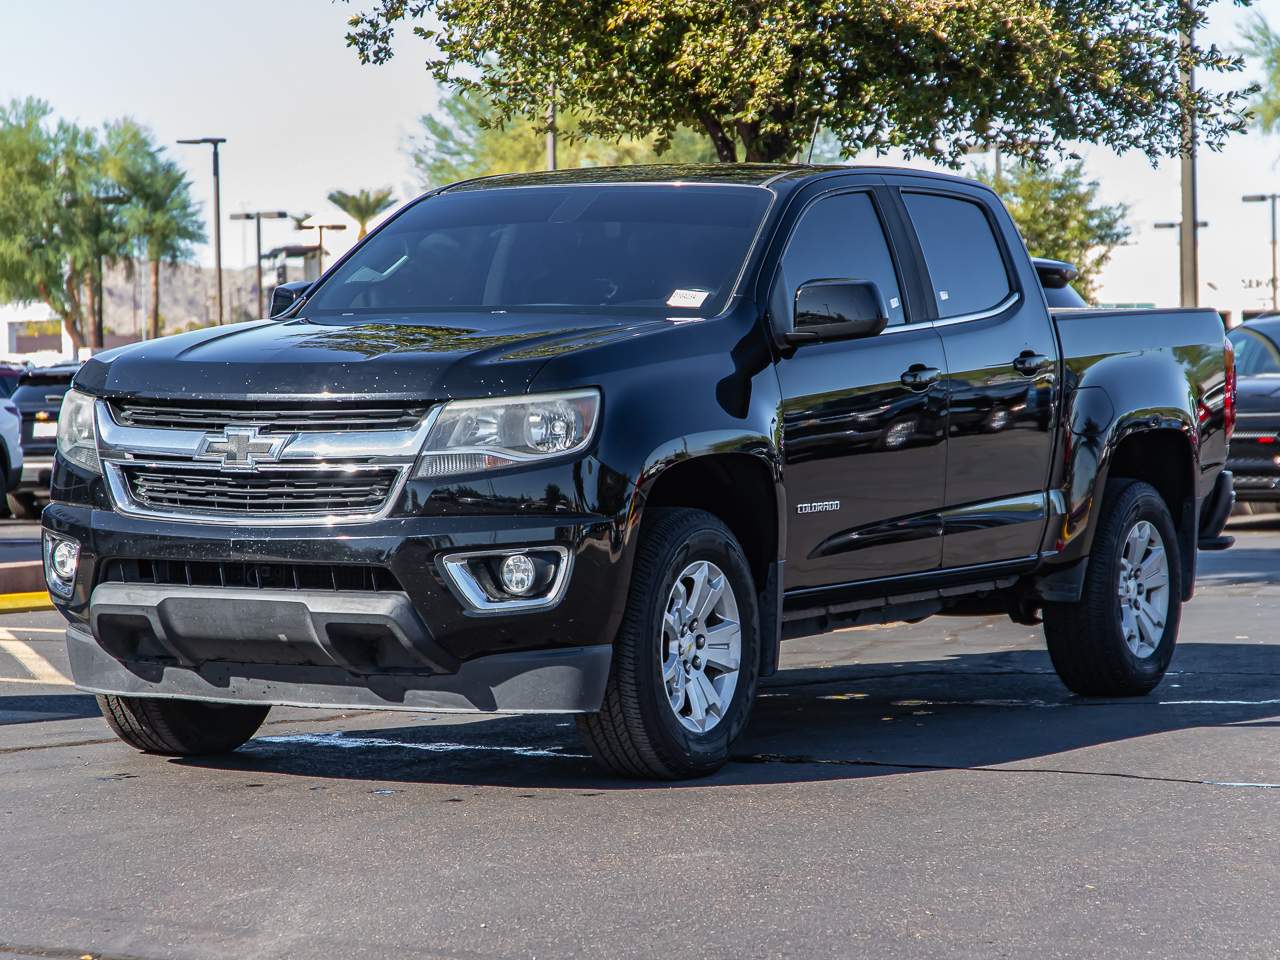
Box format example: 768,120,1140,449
106,121,204,339
1240,13,1280,135
327,187,395,238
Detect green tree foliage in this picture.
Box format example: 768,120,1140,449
974,161,1130,302
348,0,1255,166
0,100,203,349
104,120,204,340
0,98,100,350
409,87,717,188
327,187,396,237
1240,12,1280,135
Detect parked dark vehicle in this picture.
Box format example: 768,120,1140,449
12,362,77,518
1033,257,1089,308
1225,317,1280,508
0,364,25,399
43,164,1233,779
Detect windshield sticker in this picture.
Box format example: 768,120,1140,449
667,288,711,308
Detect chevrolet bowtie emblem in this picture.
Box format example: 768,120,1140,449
195,426,289,471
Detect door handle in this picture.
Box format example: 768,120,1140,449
900,364,941,391
1012,351,1051,376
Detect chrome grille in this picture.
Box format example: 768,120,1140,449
122,465,399,516
110,400,427,433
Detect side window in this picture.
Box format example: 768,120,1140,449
773,192,906,327
903,192,1012,318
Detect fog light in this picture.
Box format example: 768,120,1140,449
499,553,537,595
42,534,80,599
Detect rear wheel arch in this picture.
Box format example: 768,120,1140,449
1102,426,1197,600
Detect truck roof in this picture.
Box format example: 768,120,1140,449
440,162,987,193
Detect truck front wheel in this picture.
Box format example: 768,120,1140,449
97,694,270,755
1043,479,1182,696
577,508,760,779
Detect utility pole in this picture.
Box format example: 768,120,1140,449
1156,220,1209,304
1243,193,1279,312
1178,7,1199,307
545,93,557,171
230,210,289,317
299,221,347,275
178,137,227,323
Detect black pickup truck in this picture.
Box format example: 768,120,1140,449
43,164,1235,779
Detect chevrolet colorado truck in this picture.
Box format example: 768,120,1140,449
43,164,1235,779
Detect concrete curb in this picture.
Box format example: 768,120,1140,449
0,561,43,595
0,591,53,613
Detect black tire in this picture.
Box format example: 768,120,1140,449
97,694,270,756
577,508,760,779
1043,479,1182,696
7,492,40,520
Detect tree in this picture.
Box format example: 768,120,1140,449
104,120,204,341
0,98,98,351
409,87,718,188
1239,12,1280,135
348,0,1255,166
974,160,1130,301
327,187,395,238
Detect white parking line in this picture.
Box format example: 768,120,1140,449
0,638,72,685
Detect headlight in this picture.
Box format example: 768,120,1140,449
56,389,100,475
413,389,600,479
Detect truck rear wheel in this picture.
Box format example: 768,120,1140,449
1043,479,1182,697
577,508,759,779
97,694,270,755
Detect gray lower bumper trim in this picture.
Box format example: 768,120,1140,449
67,623,613,714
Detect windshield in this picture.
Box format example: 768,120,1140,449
304,185,772,319
1229,326,1280,376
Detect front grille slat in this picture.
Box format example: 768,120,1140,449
101,558,404,593
112,401,427,434
123,465,399,517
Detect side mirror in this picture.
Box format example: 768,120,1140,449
786,279,888,345
269,281,312,319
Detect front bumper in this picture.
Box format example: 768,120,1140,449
66,622,611,713
44,501,628,713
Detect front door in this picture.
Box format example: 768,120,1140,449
774,188,949,590
895,185,1060,567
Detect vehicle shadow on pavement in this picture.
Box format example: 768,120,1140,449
0,693,100,725
176,640,1280,790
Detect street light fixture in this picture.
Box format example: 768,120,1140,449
230,210,289,317
298,222,347,274
1243,193,1280,312
1154,220,1209,235
177,137,227,324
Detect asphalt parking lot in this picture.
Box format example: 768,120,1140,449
2,517,1279,959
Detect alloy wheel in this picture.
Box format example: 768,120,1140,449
661,560,742,733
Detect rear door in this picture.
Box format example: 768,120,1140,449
891,182,1060,567
772,182,949,589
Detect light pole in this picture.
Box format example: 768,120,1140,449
178,137,227,324
1243,193,1279,312
230,210,289,317
1178,7,1199,307
298,222,347,275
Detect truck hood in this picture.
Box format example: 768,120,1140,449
75,312,672,402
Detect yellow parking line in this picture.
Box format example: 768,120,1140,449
0,638,72,685
0,591,53,613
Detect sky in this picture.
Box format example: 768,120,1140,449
3,0,1280,317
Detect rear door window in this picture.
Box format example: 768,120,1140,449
903,192,1012,318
